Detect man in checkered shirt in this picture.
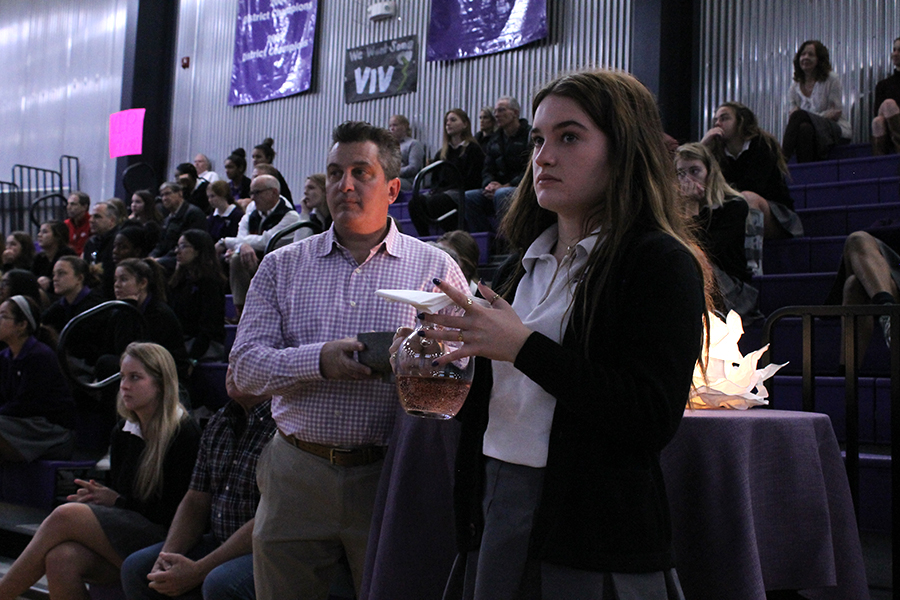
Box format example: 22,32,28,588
120,367,275,599
230,121,468,600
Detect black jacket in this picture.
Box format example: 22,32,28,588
480,118,532,188
454,229,705,573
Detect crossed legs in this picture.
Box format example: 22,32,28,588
871,99,900,155
0,503,121,600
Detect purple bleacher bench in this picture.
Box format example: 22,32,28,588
0,459,97,511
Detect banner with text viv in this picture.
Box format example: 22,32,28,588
427,0,547,62
229,0,318,106
344,36,418,104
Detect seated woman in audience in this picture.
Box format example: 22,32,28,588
33,220,76,292
872,37,900,155
168,229,226,362
0,341,200,600
701,101,802,240
475,106,496,148
129,190,163,250
676,143,760,324
2,231,35,274
206,179,244,242
42,256,105,336
251,138,292,203
0,294,75,462
299,173,331,231
224,148,252,203
434,230,481,293
783,40,851,162
0,269,47,309
408,108,486,236
389,114,426,191
113,223,151,266
108,259,191,382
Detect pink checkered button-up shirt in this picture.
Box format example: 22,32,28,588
231,221,468,447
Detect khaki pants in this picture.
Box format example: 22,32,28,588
253,433,383,600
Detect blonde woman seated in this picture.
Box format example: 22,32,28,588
0,342,201,600
676,143,761,324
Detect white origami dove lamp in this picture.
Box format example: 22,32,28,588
690,310,787,410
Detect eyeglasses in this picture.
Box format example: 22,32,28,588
249,189,272,197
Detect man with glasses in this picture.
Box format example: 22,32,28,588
150,182,208,273
463,96,532,233
216,174,299,320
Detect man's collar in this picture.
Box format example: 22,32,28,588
319,218,399,259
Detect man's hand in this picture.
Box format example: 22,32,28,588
320,337,374,380
483,181,502,200
238,243,258,269
215,240,226,256
147,552,205,596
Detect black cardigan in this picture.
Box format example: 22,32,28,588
453,229,705,573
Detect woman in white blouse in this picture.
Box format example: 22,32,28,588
783,40,851,162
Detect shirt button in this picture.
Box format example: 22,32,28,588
349,301,357,307
334,411,341,417
354,268,362,275
233,460,238,465
225,485,230,491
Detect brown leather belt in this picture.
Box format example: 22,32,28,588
279,431,386,467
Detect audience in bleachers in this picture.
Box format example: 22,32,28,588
83,202,121,299
701,101,802,240
169,229,226,362
149,182,208,273
474,106,496,148
0,342,199,600
193,152,220,183
175,163,211,215
42,256,105,337
0,294,75,463
298,173,331,232
65,191,92,256
33,220,76,293
676,143,761,324
251,138,292,204
872,37,900,155
464,95,532,233
206,179,244,242
121,365,274,600
389,114,425,191
433,230,481,293
216,174,300,321
408,108,485,236
2,231,34,274
107,197,129,226
224,148,252,205
784,40,851,163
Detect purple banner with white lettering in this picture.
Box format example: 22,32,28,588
229,0,318,106
426,0,547,62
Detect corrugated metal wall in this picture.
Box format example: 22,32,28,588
698,0,900,144
170,0,632,192
0,0,128,201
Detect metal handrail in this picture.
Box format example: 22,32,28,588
29,192,67,229
264,221,322,255
411,160,467,232
57,300,146,391
761,303,900,594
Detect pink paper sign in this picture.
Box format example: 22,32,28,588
109,109,146,158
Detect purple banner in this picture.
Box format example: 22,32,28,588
229,0,318,106
426,0,547,62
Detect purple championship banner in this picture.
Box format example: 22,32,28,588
426,0,547,62
229,0,318,106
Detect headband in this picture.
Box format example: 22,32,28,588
9,295,35,332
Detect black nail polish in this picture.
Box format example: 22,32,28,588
479,278,485,285
416,312,425,320
431,360,439,367
433,277,442,285
417,330,426,337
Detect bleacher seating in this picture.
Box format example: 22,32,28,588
758,148,897,534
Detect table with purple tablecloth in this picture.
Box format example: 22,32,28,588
661,409,870,600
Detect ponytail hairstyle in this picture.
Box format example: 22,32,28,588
116,342,186,501
254,138,276,163
57,255,102,290
116,258,168,304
